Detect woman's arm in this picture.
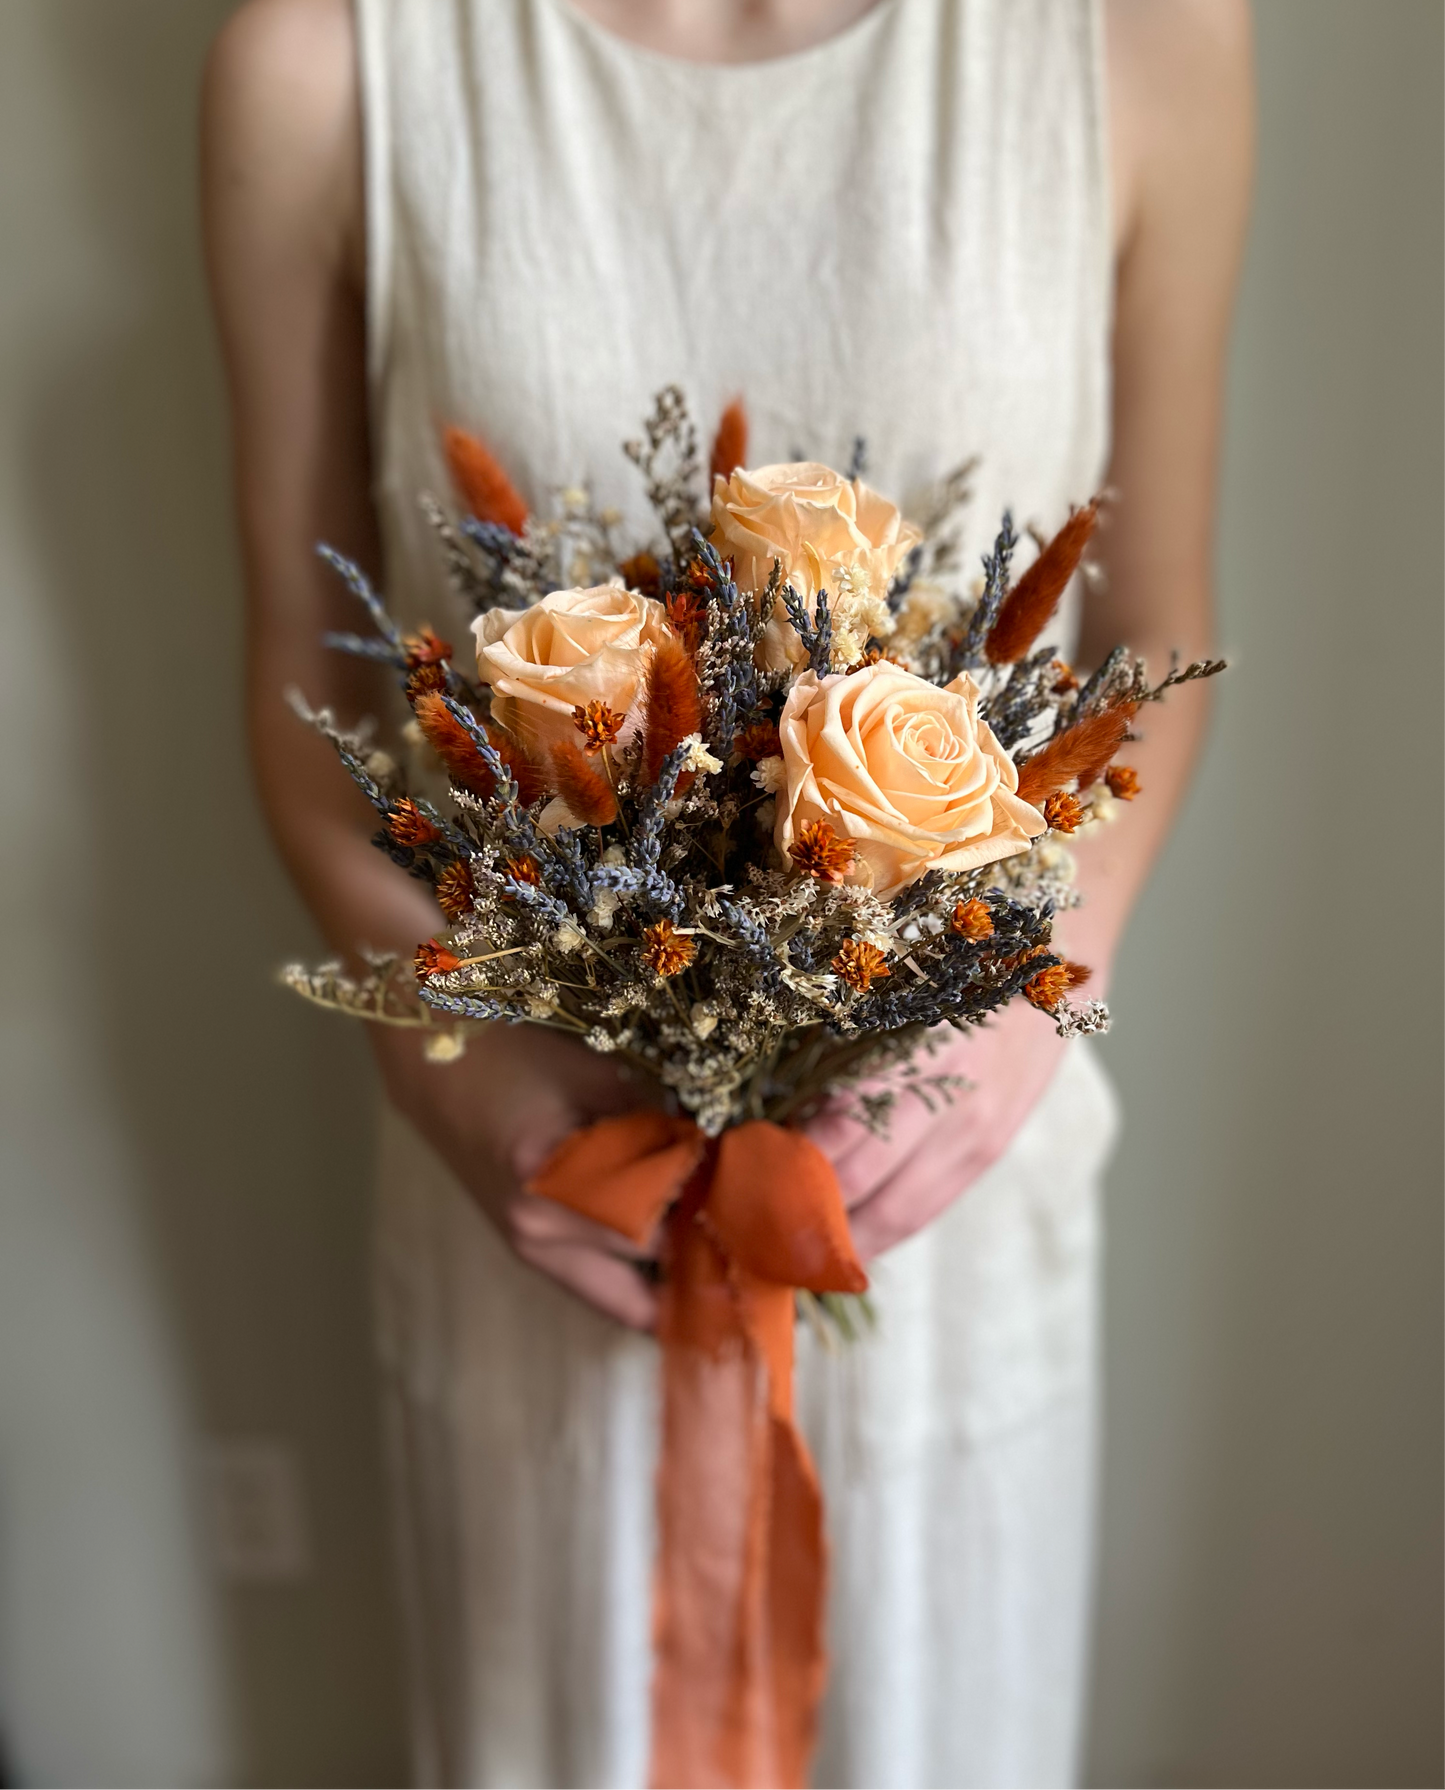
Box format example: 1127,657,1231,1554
202,0,659,1328
810,0,1255,1257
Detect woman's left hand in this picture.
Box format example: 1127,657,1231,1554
804,998,1070,1262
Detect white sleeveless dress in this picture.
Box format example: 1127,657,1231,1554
357,3,1120,1784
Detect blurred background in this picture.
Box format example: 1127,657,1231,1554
0,1,1439,1784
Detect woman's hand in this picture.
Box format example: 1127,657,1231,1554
371,1023,661,1331
804,1001,1069,1262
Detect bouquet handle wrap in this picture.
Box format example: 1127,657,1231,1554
529,1111,868,1789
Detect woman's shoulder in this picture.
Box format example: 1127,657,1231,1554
201,0,362,285
1106,0,1254,254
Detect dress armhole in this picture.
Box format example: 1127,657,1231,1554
353,0,393,394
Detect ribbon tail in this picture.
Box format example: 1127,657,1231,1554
648,1213,827,1790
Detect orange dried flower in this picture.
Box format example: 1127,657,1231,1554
405,662,450,698
572,699,624,752
504,855,543,889
664,587,707,650
832,938,891,993
1105,764,1141,801
1043,791,1084,833
1024,962,1071,1011
414,938,461,979
951,898,994,941
788,820,856,883
620,551,663,598
386,799,440,847
642,918,696,978
402,625,452,668
735,721,782,761
434,860,475,922
1024,959,1092,1011
1051,659,1080,694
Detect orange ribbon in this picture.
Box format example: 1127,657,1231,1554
529,1110,868,1789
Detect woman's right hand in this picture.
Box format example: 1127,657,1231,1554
369,1023,661,1331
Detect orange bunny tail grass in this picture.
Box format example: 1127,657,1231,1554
489,725,548,808
709,398,748,484
985,499,1100,665
1015,702,1137,804
549,737,619,827
641,634,703,786
412,691,546,806
412,692,498,801
442,425,529,535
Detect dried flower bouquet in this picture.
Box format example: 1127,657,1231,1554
281,387,1223,1790
287,388,1219,1146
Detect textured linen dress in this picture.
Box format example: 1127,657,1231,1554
357,1,1120,1783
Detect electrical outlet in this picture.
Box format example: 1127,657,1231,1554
203,1437,312,1582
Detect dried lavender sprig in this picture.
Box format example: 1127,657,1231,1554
887,542,924,613
780,582,833,677
956,512,1017,666
316,545,403,648
323,632,408,667
630,739,691,870
416,985,508,1024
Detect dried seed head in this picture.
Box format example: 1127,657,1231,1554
572,699,624,752
414,938,461,979
386,799,441,847
435,859,475,922
402,626,453,668
950,898,994,941
1043,791,1084,834
642,918,696,978
832,937,892,993
1105,764,1141,801
789,819,856,883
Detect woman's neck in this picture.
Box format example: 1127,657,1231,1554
561,0,885,65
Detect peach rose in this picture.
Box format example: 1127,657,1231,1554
710,463,922,671
472,584,670,748
775,663,1047,897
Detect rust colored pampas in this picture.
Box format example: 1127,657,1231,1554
1015,702,1137,804
985,499,1100,665
443,425,529,535
411,692,497,801
549,737,619,826
709,398,748,484
412,691,546,807
641,634,703,786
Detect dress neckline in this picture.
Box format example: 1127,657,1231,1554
541,0,901,79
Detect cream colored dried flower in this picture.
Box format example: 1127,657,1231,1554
751,755,786,794
681,734,724,775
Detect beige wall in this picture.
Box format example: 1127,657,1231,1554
0,2,1437,1785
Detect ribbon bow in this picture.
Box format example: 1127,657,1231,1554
529,1110,867,1789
